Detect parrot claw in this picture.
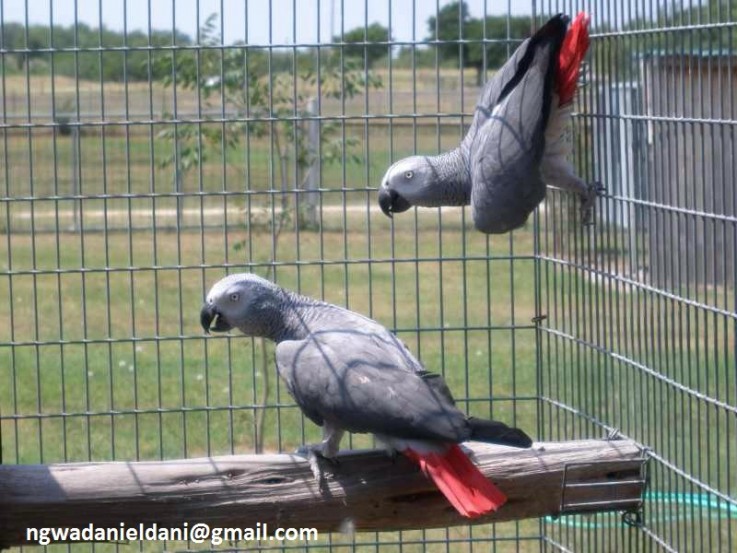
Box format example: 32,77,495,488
296,444,340,489
606,428,622,440
581,181,605,226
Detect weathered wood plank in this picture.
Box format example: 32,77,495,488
0,439,644,548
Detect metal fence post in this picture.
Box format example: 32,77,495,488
71,124,80,232
175,137,183,229
302,97,320,229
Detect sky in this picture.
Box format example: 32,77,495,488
2,0,535,46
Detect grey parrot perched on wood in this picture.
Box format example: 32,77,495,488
200,273,533,518
378,13,602,233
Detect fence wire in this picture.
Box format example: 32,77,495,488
1,0,735,552
537,1,737,552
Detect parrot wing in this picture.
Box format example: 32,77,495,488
274,328,470,442
468,15,567,234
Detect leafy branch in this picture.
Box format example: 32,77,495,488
154,13,382,230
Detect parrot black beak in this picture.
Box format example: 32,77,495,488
378,187,412,218
200,303,233,334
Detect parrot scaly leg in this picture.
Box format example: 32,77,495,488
295,425,344,488
374,434,400,464
382,446,400,466
581,181,606,226
540,156,603,226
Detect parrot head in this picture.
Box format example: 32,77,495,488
378,156,438,217
200,273,279,335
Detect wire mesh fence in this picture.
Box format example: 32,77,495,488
537,1,737,552
1,0,735,552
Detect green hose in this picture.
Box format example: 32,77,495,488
544,492,737,529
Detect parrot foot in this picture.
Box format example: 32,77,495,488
295,444,340,489
581,181,605,226
606,427,622,440
385,448,399,464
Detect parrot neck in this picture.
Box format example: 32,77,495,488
267,290,331,343
427,148,471,206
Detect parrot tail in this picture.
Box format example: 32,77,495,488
403,444,507,518
557,12,590,105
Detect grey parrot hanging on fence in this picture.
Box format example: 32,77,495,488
201,273,533,518
378,13,601,233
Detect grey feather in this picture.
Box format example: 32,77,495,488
460,34,535,156
469,38,555,233
276,333,469,442
202,273,532,451
378,14,585,234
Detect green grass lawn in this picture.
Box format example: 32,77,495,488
1,121,471,235
0,218,539,464
2,122,463,196
0,216,546,552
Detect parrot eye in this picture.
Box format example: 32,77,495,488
404,171,414,180
229,293,240,302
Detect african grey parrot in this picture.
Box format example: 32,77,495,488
200,273,532,518
378,13,601,234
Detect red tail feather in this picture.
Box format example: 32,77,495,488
403,445,507,518
557,12,590,105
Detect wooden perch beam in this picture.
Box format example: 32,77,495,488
0,439,644,548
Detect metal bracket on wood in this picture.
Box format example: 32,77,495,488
558,454,649,518
621,447,651,528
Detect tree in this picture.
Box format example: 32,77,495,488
467,16,530,81
427,2,531,85
336,22,391,67
427,1,471,72
623,0,735,51
607,0,735,80
393,45,437,69
154,14,382,229
0,22,190,80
